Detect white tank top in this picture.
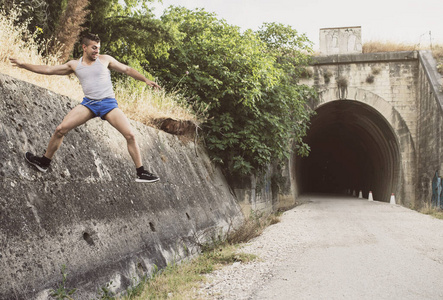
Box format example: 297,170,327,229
74,57,115,100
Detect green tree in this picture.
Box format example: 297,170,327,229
152,7,316,176
256,22,317,160
77,0,173,68
154,7,278,103
0,0,73,44
0,0,170,69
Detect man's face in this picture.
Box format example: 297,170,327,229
83,41,100,60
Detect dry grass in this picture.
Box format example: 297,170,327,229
226,211,281,245
0,7,84,100
419,202,443,220
362,40,422,53
119,245,255,300
363,40,443,75
0,6,200,128
115,79,205,128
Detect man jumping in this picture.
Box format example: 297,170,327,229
9,33,160,183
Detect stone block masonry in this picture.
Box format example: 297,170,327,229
292,52,419,206
0,74,244,299
292,50,443,207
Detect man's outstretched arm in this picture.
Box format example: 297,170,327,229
105,55,161,89
9,58,75,75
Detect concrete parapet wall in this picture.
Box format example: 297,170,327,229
319,26,362,55
0,74,243,299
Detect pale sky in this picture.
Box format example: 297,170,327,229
151,0,443,50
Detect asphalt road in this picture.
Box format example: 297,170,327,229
202,195,443,299
255,195,443,299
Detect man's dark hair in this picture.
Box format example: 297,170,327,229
81,33,100,46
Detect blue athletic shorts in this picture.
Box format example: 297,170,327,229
81,97,118,120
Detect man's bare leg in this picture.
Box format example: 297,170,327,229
45,105,95,159
104,108,142,167
105,108,159,182
25,105,95,172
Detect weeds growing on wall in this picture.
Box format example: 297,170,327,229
49,265,77,300
362,41,420,53
431,45,443,75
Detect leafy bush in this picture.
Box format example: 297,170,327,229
152,8,316,176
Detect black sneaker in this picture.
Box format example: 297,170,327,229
136,171,160,183
25,152,49,172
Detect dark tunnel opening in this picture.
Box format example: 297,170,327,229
296,100,401,202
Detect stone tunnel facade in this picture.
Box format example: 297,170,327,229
291,50,443,207
226,50,443,215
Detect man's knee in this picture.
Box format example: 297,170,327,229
55,124,70,137
124,131,136,143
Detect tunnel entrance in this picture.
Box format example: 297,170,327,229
296,100,401,202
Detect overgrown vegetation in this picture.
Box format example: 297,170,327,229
153,8,316,176
0,1,316,178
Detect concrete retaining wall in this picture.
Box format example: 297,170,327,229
416,51,443,204
229,159,297,217
0,74,243,299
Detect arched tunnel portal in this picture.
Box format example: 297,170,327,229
296,100,401,202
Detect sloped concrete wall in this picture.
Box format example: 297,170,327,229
416,51,443,205
232,162,296,217
0,73,243,299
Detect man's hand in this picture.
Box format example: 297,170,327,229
146,80,161,90
9,57,23,68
